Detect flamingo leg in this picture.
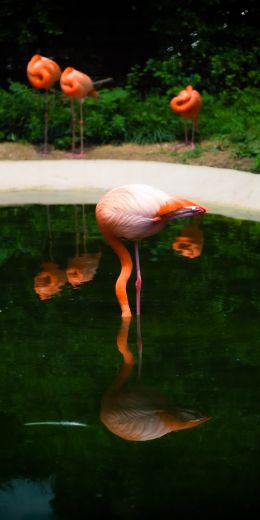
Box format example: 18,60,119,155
79,99,86,157
136,314,143,379
172,119,190,151
43,90,49,154
184,121,189,145
71,99,76,154
191,119,197,148
134,241,142,316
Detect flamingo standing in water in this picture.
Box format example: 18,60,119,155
27,54,61,153
95,184,206,317
60,67,98,157
170,85,202,149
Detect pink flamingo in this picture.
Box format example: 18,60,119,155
60,67,98,157
27,54,61,153
96,184,207,317
170,85,202,149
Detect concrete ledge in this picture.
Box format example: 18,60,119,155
0,159,259,221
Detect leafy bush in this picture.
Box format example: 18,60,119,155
0,79,259,167
126,56,202,96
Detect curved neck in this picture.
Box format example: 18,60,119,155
103,231,133,317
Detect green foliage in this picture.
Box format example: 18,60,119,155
210,48,260,90
199,87,260,170
127,56,202,96
0,79,259,164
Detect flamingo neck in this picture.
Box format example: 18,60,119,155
103,232,133,317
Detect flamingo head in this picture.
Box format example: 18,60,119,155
172,204,207,220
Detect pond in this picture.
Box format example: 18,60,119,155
0,204,259,519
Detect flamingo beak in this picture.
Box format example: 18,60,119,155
188,204,207,214
173,204,207,219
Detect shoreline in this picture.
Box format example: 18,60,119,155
0,159,259,221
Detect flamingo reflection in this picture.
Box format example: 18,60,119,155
34,261,67,301
100,317,209,441
172,217,204,259
34,206,66,300
66,205,102,288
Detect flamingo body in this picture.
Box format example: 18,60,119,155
170,85,201,121
96,184,206,317
27,54,61,90
60,67,98,100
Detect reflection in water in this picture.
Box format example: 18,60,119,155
34,205,102,299
34,261,67,301
100,317,209,441
66,205,102,288
67,252,102,288
34,206,66,301
172,216,204,259
0,477,55,519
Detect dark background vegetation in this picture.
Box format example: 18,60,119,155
0,0,259,90
0,1,259,169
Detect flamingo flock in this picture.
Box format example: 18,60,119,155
27,54,202,154
26,54,99,155
27,54,209,440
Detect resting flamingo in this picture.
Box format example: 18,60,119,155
100,316,209,441
27,54,61,154
60,67,98,157
170,85,202,149
95,183,206,317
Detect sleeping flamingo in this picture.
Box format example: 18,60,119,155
60,67,98,157
27,54,61,154
100,316,209,441
95,184,206,317
170,85,202,149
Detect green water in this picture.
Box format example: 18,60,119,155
0,205,259,519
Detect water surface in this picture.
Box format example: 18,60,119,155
0,205,259,518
